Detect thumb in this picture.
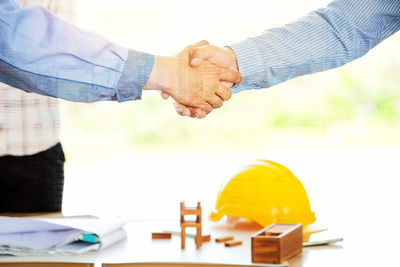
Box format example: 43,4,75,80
189,39,209,49
190,45,217,67
184,40,210,53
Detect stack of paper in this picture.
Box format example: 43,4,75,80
0,216,126,256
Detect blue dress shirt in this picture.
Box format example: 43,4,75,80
230,0,400,93
0,0,154,102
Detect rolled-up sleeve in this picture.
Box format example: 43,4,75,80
0,0,154,102
230,0,400,93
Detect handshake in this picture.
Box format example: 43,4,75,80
144,40,241,119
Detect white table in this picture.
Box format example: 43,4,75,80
0,219,348,267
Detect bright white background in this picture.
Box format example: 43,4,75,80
59,1,400,264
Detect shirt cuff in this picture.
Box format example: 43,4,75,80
115,49,155,102
228,38,266,94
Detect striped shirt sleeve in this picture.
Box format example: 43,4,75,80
229,0,400,93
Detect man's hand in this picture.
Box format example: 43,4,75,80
161,43,239,118
145,41,241,113
190,45,238,75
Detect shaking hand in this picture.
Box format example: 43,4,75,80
146,41,241,114
159,41,240,118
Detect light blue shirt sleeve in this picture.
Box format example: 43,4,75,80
230,0,400,93
0,0,154,102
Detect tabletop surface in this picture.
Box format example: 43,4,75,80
1,214,400,267
0,218,348,267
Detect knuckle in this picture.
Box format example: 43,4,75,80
235,73,242,82
192,48,200,57
191,47,198,54
221,87,229,94
194,99,205,108
204,105,212,113
230,71,238,80
226,91,232,100
212,99,222,108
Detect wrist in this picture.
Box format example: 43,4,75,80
143,56,178,93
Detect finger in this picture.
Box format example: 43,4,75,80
173,98,208,118
215,84,232,101
173,102,191,117
191,40,209,48
173,101,185,116
175,103,205,118
179,104,201,117
160,91,170,100
187,107,207,119
221,80,233,89
197,102,213,114
182,106,191,116
219,68,242,84
207,94,224,109
185,40,210,52
196,111,207,119
190,45,218,67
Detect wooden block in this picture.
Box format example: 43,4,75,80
152,232,172,239
195,233,202,249
215,236,234,243
251,223,303,264
180,208,202,216
180,222,201,228
180,201,202,216
201,234,211,242
180,201,202,250
225,240,242,247
181,229,186,249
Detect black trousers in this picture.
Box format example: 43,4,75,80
0,143,65,213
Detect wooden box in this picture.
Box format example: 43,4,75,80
251,223,303,264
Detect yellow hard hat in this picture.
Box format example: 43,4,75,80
209,160,316,239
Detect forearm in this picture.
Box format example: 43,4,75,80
230,0,400,93
0,2,154,102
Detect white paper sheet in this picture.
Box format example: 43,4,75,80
0,216,126,256
0,216,72,234
39,218,126,238
0,229,82,250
